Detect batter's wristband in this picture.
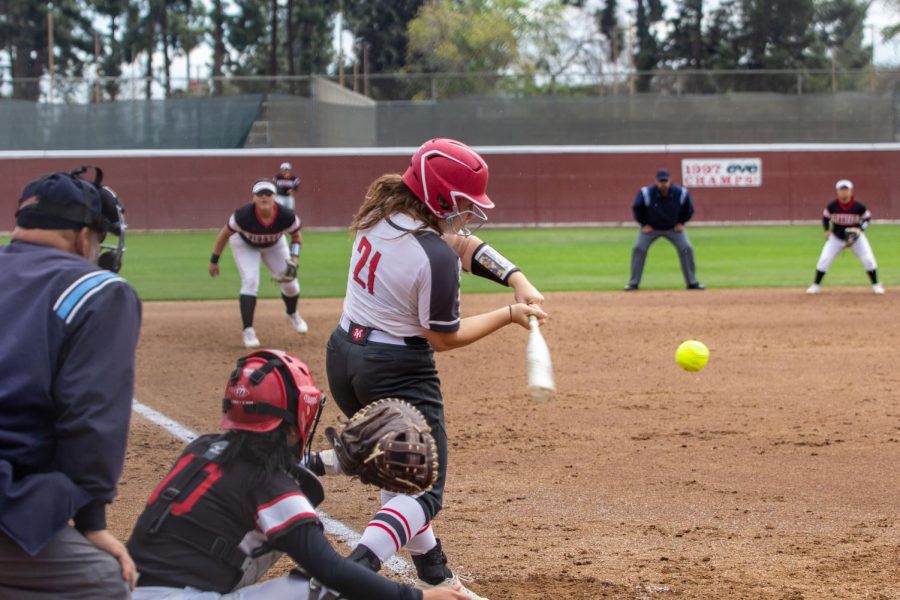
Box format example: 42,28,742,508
290,242,302,258
210,253,220,264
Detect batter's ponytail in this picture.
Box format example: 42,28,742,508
350,174,441,234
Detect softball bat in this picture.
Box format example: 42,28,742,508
526,315,556,401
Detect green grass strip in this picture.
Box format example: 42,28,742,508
4,225,898,300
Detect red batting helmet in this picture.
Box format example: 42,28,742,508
221,349,324,448
401,138,494,227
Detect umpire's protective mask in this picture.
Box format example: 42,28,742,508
16,165,127,273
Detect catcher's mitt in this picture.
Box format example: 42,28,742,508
324,398,438,494
273,259,298,283
844,227,861,247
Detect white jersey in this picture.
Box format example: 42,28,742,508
342,213,460,338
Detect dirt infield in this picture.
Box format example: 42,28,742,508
110,289,899,599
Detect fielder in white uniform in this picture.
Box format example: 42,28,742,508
806,179,884,295
208,180,308,348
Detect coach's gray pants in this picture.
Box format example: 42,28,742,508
628,228,699,287
0,527,129,599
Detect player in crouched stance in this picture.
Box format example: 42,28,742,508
806,179,884,295
209,180,309,349
126,349,466,600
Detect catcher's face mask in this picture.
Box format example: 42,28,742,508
221,349,325,452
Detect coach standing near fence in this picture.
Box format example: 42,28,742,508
625,168,704,291
0,168,142,598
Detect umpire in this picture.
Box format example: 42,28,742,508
0,168,142,597
625,168,704,291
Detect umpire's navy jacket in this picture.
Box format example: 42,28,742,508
0,241,141,555
632,183,695,230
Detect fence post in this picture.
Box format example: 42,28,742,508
796,72,803,95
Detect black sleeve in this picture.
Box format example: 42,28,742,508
678,188,694,224
632,189,646,224
270,523,421,600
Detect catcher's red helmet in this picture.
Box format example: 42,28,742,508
221,349,324,447
401,138,494,227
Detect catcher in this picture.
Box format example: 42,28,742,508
208,179,308,350
126,349,463,600
806,179,885,295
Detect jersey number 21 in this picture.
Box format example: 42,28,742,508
353,236,381,295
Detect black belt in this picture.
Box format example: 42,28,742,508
339,315,427,347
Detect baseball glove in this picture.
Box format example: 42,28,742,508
274,259,298,283
844,227,861,247
324,398,438,494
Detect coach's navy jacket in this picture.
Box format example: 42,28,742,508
0,241,141,555
632,183,695,230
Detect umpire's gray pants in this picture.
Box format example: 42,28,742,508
628,228,699,287
0,527,129,599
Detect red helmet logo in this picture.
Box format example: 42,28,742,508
401,138,494,222
221,349,324,449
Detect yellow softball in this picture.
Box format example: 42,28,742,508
675,340,709,372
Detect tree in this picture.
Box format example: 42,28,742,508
406,0,521,98
227,0,269,76
633,0,664,91
344,0,424,74
93,0,129,100
121,0,157,99
292,0,338,75
210,0,227,95
517,0,610,94
816,0,872,69
598,0,622,62
1,1,93,100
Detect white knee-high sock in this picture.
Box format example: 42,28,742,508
405,522,437,555
358,494,428,562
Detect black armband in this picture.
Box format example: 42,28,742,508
210,253,220,264
290,242,302,258
471,243,519,286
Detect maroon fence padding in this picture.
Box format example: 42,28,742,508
2,149,897,231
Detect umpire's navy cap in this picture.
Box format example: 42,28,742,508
16,172,117,233
655,168,670,181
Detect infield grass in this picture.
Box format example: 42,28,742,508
4,225,899,300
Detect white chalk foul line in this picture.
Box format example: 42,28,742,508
132,399,411,575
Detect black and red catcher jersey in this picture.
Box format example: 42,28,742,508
227,203,301,248
127,435,319,593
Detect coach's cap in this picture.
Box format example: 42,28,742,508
280,162,292,171
835,179,853,190
16,172,108,231
656,168,670,181
252,180,277,195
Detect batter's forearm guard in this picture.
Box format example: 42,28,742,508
471,243,520,285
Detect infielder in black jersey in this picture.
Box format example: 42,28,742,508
209,179,309,349
806,179,884,295
319,138,548,599
126,349,466,600
274,162,301,212
0,168,141,598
